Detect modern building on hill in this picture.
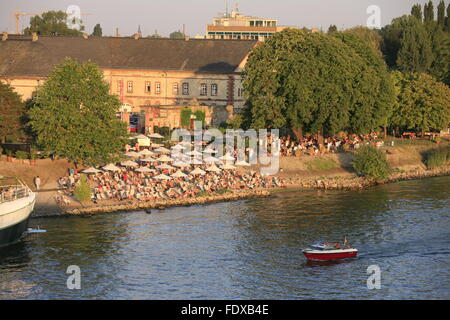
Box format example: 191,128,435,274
0,33,257,133
206,7,295,41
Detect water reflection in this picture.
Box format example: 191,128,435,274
0,176,448,299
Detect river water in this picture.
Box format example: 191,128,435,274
0,176,449,299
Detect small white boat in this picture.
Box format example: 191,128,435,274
0,177,36,247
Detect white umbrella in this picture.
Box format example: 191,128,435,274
190,158,203,165
135,167,155,173
102,163,121,172
220,153,235,161
171,170,187,178
190,167,206,175
82,167,102,174
203,156,220,163
206,165,221,173
148,133,164,139
157,155,173,162
171,144,186,150
154,147,171,154
221,163,236,170
135,134,149,140
139,149,156,156
121,160,139,167
140,157,157,163
157,163,174,170
235,160,251,166
125,151,140,158
154,174,172,180
151,143,164,148
203,148,218,154
173,161,190,168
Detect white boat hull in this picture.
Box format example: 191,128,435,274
0,192,36,247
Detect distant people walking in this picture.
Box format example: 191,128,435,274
34,176,41,191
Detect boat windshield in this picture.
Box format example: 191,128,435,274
0,178,31,204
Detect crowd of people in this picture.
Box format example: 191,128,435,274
280,133,384,157
60,161,284,204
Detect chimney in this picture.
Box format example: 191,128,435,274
2,32,8,41
32,32,38,41
82,33,89,39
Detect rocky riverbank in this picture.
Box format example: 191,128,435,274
63,189,271,216
284,165,450,191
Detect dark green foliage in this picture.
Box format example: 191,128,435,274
0,82,26,143
15,150,28,160
327,25,337,33
353,145,390,180
425,147,450,168
424,1,435,23
193,110,205,124
411,4,423,22
28,58,128,166
437,1,446,27
180,108,192,128
24,11,84,36
92,24,102,36
74,175,92,202
169,31,184,39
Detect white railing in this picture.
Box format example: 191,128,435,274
0,185,31,204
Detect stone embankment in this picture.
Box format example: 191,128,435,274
284,166,450,191
64,189,271,216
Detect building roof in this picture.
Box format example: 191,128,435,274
0,35,257,77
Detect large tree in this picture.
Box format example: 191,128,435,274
411,4,423,22
0,82,26,143
242,29,394,136
424,1,434,23
28,59,128,166
169,30,184,39
390,71,450,133
24,10,85,36
437,1,446,28
382,15,433,73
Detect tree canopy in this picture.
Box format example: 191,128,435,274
241,29,395,136
92,24,102,36
24,10,85,36
169,31,185,39
390,71,450,133
0,82,26,143
28,59,128,166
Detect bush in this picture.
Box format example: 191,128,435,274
15,150,28,159
73,175,92,202
353,145,390,180
425,147,450,168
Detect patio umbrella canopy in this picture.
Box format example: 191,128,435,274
121,160,139,167
221,163,236,170
102,164,121,172
154,174,172,180
190,167,206,175
154,147,171,154
148,133,164,139
220,153,235,161
173,161,190,168
135,167,155,173
125,151,140,158
171,170,187,178
157,163,174,170
235,160,251,166
206,165,221,172
139,149,156,156
82,167,102,174
203,156,220,163
157,155,173,162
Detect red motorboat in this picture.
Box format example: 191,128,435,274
303,241,358,261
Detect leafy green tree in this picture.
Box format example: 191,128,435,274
180,108,192,128
169,30,184,39
24,10,85,36
242,29,394,136
411,4,423,22
28,58,128,166
390,71,450,133
0,82,26,143
92,24,102,36
437,1,446,28
353,145,390,180
424,1,434,23
327,25,337,33
446,3,450,32
382,15,433,72
74,175,92,202
344,26,383,57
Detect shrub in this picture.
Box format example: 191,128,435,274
353,145,390,180
425,147,450,168
306,159,338,171
73,175,92,202
15,150,28,159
